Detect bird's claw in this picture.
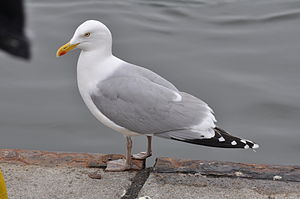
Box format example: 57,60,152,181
132,152,152,160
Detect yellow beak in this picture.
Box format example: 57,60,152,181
56,42,79,57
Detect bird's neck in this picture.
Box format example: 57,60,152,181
80,45,112,60
78,48,110,69
77,51,123,86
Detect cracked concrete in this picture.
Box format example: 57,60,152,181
1,163,135,199
1,149,300,199
139,173,300,199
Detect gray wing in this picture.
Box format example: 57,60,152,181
111,62,179,92
91,76,216,136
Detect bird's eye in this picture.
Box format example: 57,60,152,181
84,32,91,37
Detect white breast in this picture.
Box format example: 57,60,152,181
77,54,140,136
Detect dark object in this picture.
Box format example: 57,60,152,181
88,171,102,179
154,157,300,182
121,168,152,199
0,0,30,59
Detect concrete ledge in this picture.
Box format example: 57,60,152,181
139,172,300,199
1,149,300,199
1,163,135,199
0,149,144,169
154,157,300,182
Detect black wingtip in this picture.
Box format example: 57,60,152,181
171,127,259,149
214,127,259,149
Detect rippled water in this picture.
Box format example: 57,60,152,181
1,0,300,165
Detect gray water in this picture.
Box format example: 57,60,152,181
1,0,300,166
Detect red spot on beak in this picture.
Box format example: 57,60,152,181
59,51,67,56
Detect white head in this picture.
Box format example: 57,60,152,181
56,20,112,56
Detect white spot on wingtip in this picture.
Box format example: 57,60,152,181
246,139,254,144
252,143,259,149
240,139,247,144
218,137,225,142
231,141,237,145
244,145,250,149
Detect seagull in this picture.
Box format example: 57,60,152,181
56,20,259,171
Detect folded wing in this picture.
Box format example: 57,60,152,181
91,76,215,137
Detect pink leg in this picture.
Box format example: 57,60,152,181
105,136,133,171
132,136,152,160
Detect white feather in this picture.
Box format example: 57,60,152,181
77,54,140,136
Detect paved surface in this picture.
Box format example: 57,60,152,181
139,173,300,199
1,149,300,199
0,149,144,170
154,157,300,182
1,163,135,199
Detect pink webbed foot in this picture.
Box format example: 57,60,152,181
132,152,152,160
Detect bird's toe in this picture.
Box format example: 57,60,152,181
132,152,152,160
